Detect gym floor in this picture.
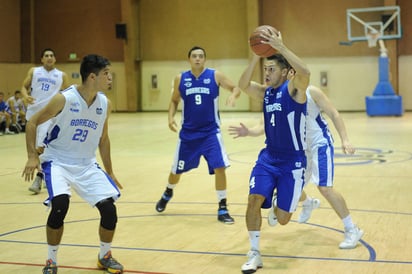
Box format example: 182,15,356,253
1,111,411,273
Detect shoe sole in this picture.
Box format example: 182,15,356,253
97,262,123,274
219,219,235,225
28,187,41,194
242,265,263,274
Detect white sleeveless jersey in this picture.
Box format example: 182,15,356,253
306,87,333,148
8,96,24,112
26,66,64,120
41,85,108,162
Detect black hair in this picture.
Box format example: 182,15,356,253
187,46,206,58
267,54,291,70
80,54,111,83
41,48,55,58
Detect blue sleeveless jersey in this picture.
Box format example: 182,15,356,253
263,81,307,156
179,68,220,141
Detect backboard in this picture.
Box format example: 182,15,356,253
344,6,401,45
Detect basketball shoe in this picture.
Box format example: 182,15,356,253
217,198,234,224
267,194,278,227
97,251,124,273
29,175,42,194
42,259,57,274
339,225,364,249
155,188,173,212
298,197,320,223
241,250,263,274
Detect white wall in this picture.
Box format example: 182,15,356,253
399,55,412,110
141,56,391,112
1,55,410,112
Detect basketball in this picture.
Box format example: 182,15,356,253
249,25,279,57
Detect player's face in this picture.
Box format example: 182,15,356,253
263,60,285,87
189,49,206,69
41,51,56,69
95,67,113,90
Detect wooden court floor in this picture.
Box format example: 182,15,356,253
1,111,412,274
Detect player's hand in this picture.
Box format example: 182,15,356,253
228,123,249,138
261,28,283,51
168,119,178,132
24,95,35,105
342,141,355,154
226,94,237,107
22,156,41,182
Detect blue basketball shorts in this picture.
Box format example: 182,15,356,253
249,148,306,212
171,132,230,175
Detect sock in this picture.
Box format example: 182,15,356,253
249,231,260,251
216,190,227,203
99,241,111,259
164,185,174,197
167,183,176,189
47,244,59,263
342,215,355,231
37,172,44,180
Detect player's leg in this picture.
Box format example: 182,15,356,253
43,194,70,273
274,157,306,226
203,133,234,223
156,138,199,212
297,148,321,223
316,144,363,248
28,121,51,193
96,198,123,273
242,163,274,273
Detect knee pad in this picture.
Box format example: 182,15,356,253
47,194,70,229
96,198,117,230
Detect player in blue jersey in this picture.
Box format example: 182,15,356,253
22,54,124,274
230,75,364,251
237,27,310,273
155,46,241,224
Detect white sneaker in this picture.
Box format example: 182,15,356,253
5,129,15,135
339,226,364,249
298,198,320,223
267,194,278,227
28,175,42,194
241,250,263,274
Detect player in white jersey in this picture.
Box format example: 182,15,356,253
230,71,364,255
21,48,69,194
155,46,241,224
237,27,310,273
6,90,26,132
299,83,364,249
22,54,123,274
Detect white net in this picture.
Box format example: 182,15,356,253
367,32,380,48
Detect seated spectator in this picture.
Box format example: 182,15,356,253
7,90,26,132
0,91,15,135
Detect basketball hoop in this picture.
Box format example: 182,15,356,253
366,31,380,48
